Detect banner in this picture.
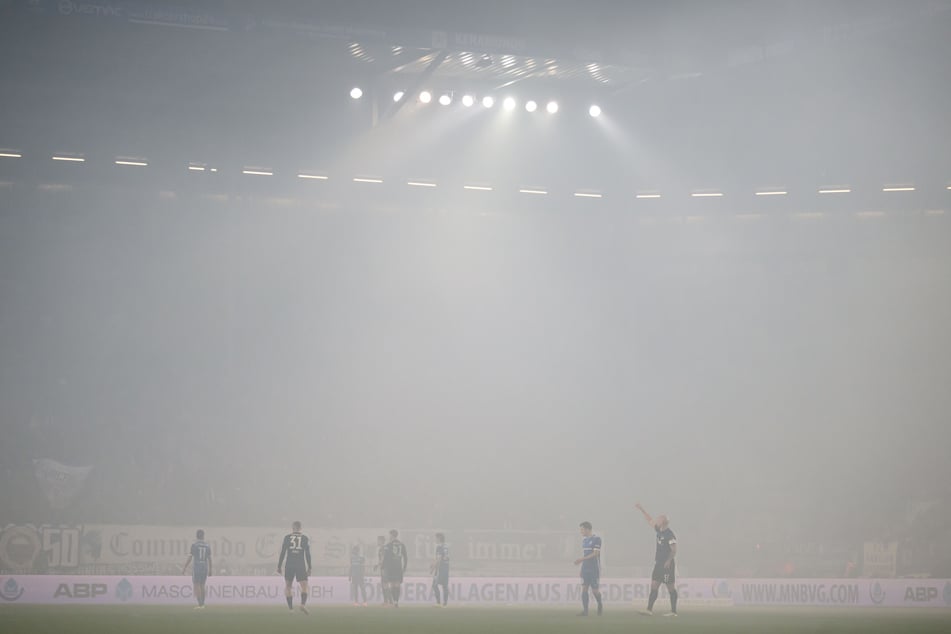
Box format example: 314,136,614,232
68,526,579,575
0,525,85,572
2,576,950,607
863,541,898,577
32,459,93,510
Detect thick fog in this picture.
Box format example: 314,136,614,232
1,0,950,578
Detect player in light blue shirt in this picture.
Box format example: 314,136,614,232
349,545,368,606
573,521,603,616
182,529,212,609
431,533,450,607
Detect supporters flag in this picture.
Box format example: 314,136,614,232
33,458,93,509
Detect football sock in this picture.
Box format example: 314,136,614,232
648,588,658,611
433,584,441,604
669,589,678,613
286,595,293,610
582,589,589,613
301,592,307,606
594,591,602,610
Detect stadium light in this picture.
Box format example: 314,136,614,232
818,188,850,194
546,101,559,114
393,91,405,102
503,97,517,111
419,91,432,103
242,169,274,176
439,94,452,106
574,192,602,198
115,159,148,167
519,188,547,195
482,96,495,108
0,151,22,158
298,173,329,180
464,185,493,191
882,186,915,192
353,177,383,184
636,193,662,199
691,192,724,197
350,87,363,99
755,190,787,196
588,105,602,118
462,94,475,107
525,100,538,113
407,181,437,188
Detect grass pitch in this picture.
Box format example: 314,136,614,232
2,604,950,634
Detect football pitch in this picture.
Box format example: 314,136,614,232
2,605,951,634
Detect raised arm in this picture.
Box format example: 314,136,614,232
635,503,654,527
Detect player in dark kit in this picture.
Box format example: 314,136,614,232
349,545,368,606
573,521,603,616
635,503,678,616
381,529,408,607
276,521,312,614
372,535,391,605
182,529,212,609
430,532,450,607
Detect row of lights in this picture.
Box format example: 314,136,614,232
1,152,944,198
349,87,602,117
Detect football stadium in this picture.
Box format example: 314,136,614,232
1,1,950,633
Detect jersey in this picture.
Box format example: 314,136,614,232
434,544,450,574
278,532,312,570
655,528,676,563
382,539,407,573
350,554,366,580
581,535,602,574
191,540,211,570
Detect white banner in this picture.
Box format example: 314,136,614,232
32,459,93,510
80,526,384,570
75,526,577,574
2,576,950,607
863,541,898,577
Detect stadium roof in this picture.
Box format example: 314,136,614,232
1,0,950,195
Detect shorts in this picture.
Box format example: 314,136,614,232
381,568,404,584
581,568,600,589
285,563,309,583
652,561,675,585
192,565,208,584
433,569,449,586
